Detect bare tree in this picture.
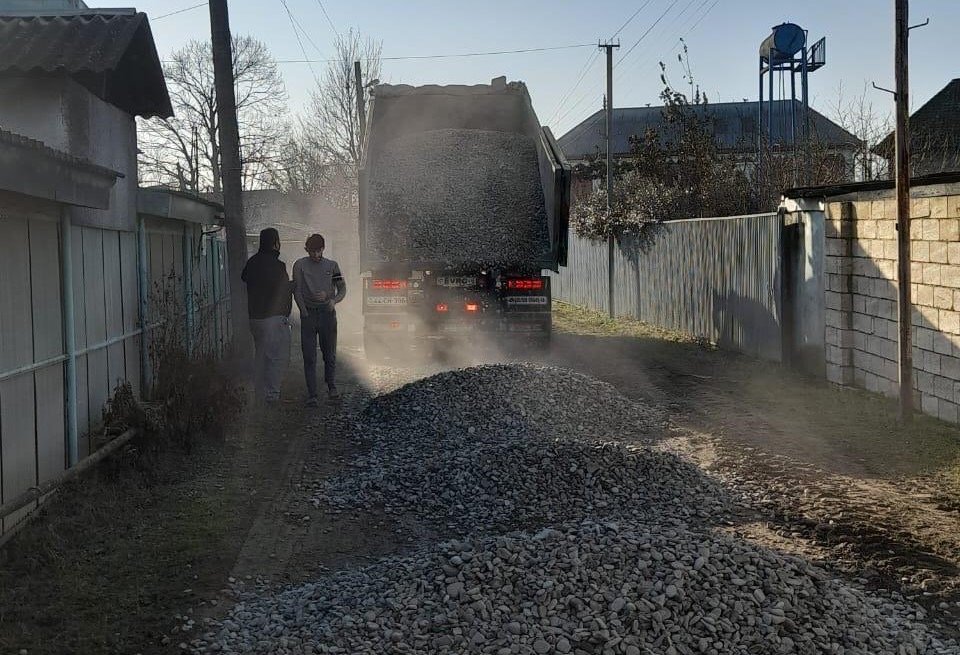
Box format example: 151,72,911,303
138,36,288,192
276,30,382,207
830,82,893,181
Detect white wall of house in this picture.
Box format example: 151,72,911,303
0,76,138,231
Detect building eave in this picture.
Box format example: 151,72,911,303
0,130,121,208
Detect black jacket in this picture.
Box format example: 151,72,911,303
241,250,292,319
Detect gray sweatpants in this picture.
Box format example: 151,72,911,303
249,315,291,401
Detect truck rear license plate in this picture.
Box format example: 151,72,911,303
367,296,408,305
436,276,476,287
506,296,548,305
440,323,476,333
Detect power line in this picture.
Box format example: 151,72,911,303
549,0,658,126
610,0,657,39
683,0,721,37
381,43,594,61
278,0,322,86
278,0,326,57
615,0,718,89
616,0,682,66
548,49,601,125
314,0,341,39
153,1,207,21
556,0,682,132
556,0,719,135
271,42,595,64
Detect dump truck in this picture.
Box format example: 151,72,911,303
358,77,570,361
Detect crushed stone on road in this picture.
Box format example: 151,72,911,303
194,520,957,654
191,364,959,654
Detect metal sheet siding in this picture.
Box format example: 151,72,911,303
28,218,65,486
0,215,37,531
82,227,109,445
119,231,140,397
103,230,125,392
551,214,782,360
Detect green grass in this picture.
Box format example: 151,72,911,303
553,301,706,344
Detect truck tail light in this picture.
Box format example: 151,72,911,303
435,303,449,313
465,302,479,312
372,279,407,290
506,278,544,291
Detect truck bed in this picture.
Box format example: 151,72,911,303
358,78,570,272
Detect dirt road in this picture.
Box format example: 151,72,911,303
1,305,959,653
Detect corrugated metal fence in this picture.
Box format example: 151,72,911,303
550,213,783,360
0,209,230,533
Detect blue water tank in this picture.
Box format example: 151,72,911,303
760,23,806,64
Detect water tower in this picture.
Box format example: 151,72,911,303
757,23,826,177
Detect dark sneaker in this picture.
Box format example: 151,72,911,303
327,386,342,402
304,396,319,408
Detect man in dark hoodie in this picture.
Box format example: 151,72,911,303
241,228,292,403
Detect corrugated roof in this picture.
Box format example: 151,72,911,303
558,100,862,161
0,127,121,177
0,12,172,118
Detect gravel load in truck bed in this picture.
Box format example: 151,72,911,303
366,129,551,267
313,364,720,534
194,520,958,655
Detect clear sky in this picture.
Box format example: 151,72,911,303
95,0,960,136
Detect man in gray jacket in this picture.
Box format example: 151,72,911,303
293,233,346,406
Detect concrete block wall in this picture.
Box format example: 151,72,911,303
824,189,960,422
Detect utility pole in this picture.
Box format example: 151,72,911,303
895,0,912,420
601,40,619,318
208,0,250,354
354,60,367,149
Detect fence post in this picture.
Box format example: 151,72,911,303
182,224,194,355
211,239,221,355
60,208,79,467
137,216,151,398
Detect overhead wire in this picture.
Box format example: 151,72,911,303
555,0,684,131
271,43,595,64
277,0,327,58
610,0,657,39
549,0,658,128
614,0,719,91
548,49,601,126
314,0,341,39
616,0,683,65
153,1,207,21
278,0,322,86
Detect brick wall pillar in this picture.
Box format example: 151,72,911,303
825,201,855,385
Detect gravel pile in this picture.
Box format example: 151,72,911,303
314,365,718,533
366,129,551,267
193,520,958,654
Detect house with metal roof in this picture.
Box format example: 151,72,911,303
0,0,171,231
558,100,861,165
875,78,960,177
0,2,234,538
557,100,862,203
